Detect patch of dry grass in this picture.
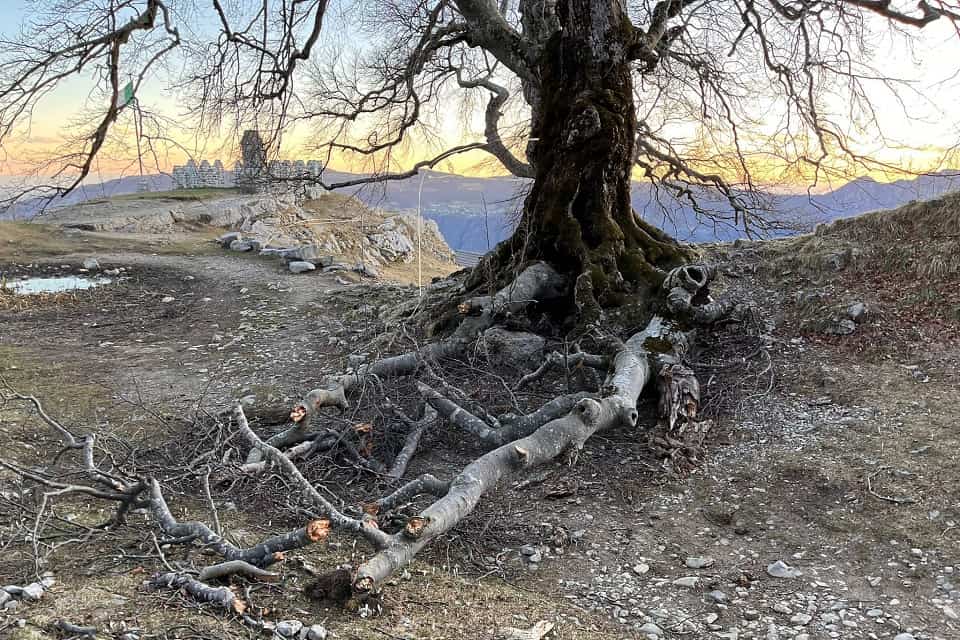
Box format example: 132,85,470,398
0,221,220,262
762,192,960,281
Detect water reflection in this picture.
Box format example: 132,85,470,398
2,276,113,295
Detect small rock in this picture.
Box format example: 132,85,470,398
772,602,792,615
823,318,856,336
82,258,100,270
3,599,18,610
0,591,9,607
23,583,43,600
289,261,316,274
633,563,650,576
483,328,546,371
528,551,543,563
893,634,915,640
275,620,303,637
354,262,379,278
743,609,761,621
820,612,839,624
944,605,959,620
766,560,801,579
910,548,923,558
790,613,812,625
865,608,883,617
708,590,728,603
847,302,867,322
520,545,537,556
705,613,719,624
229,240,253,252
672,576,700,588
637,622,664,637
161,296,175,303
305,625,328,640
218,232,242,247
685,556,715,569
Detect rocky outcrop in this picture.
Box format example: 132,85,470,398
215,196,455,275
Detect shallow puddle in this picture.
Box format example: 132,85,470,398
2,275,113,295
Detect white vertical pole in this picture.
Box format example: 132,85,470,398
417,171,425,296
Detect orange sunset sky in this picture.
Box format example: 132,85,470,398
2,3,960,191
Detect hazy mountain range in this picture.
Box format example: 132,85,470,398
3,169,959,253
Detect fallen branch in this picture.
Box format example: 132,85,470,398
516,351,609,390
54,621,97,638
198,560,280,583
233,406,390,549
352,314,692,593
386,404,438,481
149,480,331,568
149,572,246,614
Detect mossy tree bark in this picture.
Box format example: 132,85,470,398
477,0,691,308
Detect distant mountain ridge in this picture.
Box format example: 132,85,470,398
3,169,959,252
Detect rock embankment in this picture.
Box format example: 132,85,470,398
213,194,455,277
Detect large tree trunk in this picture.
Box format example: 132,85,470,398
477,0,690,308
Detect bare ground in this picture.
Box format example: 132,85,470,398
1,199,958,640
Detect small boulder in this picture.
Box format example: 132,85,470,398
275,620,302,637
354,262,379,278
229,240,253,252
790,613,812,625
82,258,100,271
287,244,324,263
289,261,316,274
707,590,728,603
482,328,545,371
306,625,328,640
847,302,868,322
638,622,664,637
672,576,700,588
685,556,714,569
823,318,856,336
766,560,801,579
218,231,242,247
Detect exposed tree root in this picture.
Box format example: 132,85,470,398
664,264,737,324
